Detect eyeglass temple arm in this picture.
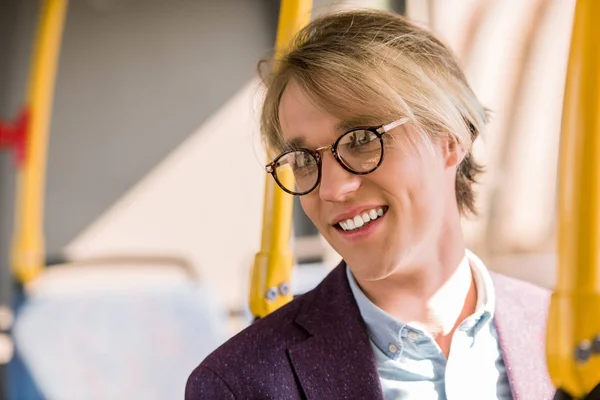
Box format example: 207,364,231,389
379,117,411,134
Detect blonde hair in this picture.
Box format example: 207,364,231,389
260,9,487,215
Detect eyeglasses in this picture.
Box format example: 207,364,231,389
265,117,410,196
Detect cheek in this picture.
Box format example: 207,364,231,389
376,149,423,194
299,196,320,225
378,150,444,209
409,162,448,222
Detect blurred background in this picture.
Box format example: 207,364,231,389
0,0,575,398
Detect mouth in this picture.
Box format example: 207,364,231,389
334,206,389,232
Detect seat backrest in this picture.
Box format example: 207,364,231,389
12,259,229,400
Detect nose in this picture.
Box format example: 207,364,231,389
318,151,361,202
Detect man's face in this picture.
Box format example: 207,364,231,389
278,81,461,282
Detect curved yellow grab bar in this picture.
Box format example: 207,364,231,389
547,0,600,397
11,0,68,283
249,0,313,319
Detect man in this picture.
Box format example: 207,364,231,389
186,9,553,399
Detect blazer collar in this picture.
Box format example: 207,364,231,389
288,262,384,400
491,272,554,400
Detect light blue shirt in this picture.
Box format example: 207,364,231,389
346,250,513,400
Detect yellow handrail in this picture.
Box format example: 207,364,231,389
249,0,313,319
547,0,600,397
11,0,68,283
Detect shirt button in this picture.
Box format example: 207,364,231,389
407,331,419,341
388,343,399,354
461,320,476,331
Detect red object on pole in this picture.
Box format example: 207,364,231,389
0,106,30,167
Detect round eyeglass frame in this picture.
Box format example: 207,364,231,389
265,117,409,196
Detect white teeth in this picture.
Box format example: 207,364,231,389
353,215,364,228
361,213,370,223
338,207,386,231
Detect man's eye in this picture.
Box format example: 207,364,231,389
349,131,375,147
293,152,316,168
295,155,305,167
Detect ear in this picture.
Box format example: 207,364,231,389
442,136,467,169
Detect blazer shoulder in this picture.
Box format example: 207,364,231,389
187,292,313,399
199,264,348,371
196,292,310,365
186,365,236,400
490,272,556,399
186,263,350,399
491,271,550,298
491,271,551,318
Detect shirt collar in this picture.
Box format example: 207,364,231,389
346,249,495,359
468,249,495,321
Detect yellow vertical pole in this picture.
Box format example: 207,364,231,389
11,0,68,283
546,0,600,397
249,0,312,319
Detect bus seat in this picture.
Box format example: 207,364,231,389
12,256,229,400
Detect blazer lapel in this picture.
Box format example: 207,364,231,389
492,272,555,400
288,263,384,400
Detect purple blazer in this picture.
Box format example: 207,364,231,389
186,262,554,399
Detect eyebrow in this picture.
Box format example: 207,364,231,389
283,137,307,150
336,118,374,132
282,118,377,150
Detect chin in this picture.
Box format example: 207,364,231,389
344,254,392,281
347,245,418,281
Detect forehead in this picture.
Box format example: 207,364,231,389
278,81,376,148
278,81,340,147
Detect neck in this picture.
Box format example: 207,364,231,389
356,214,477,338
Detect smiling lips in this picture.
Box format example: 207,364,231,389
337,207,386,231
